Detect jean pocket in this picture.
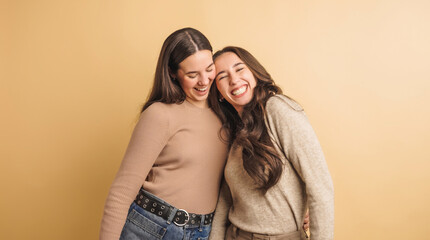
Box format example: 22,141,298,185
120,209,167,240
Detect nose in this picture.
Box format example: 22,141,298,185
198,72,211,85
229,72,240,85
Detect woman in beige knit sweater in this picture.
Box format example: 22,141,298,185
208,47,334,240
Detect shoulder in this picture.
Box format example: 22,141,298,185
264,94,310,132
140,102,171,122
142,101,178,114
265,96,317,145
266,94,304,115
144,101,168,111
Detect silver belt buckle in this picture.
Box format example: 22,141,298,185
173,209,190,226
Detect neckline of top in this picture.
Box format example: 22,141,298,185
183,99,212,111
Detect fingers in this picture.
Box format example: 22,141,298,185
303,222,310,231
303,211,310,230
304,215,309,223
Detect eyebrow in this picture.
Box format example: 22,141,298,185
185,63,214,74
215,71,225,80
233,62,244,68
215,62,244,79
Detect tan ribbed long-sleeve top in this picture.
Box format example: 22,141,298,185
100,100,228,240
210,95,334,240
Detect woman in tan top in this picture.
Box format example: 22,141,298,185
99,28,229,240
208,47,334,240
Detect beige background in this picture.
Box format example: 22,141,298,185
1,0,429,239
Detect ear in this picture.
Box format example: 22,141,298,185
217,90,224,102
168,67,177,80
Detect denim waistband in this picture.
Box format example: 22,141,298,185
134,187,214,227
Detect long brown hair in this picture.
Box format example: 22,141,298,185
209,46,284,193
142,28,212,111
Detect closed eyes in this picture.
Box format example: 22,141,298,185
187,73,198,78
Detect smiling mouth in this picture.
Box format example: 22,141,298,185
195,86,208,92
232,85,247,96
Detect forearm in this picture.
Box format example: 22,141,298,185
209,180,232,240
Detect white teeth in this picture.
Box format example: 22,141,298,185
232,86,246,96
195,86,208,92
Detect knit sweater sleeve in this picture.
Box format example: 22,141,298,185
209,179,232,240
265,95,334,240
99,103,170,240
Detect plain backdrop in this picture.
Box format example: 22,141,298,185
1,0,429,239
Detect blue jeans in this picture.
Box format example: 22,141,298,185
119,194,212,240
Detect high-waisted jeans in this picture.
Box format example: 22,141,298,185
119,190,212,240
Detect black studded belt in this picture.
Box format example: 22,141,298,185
134,187,214,226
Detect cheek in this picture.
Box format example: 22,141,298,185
247,73,257,88
179,77,195,89
216,81,228,97
208,71,216,80
251,79,257,89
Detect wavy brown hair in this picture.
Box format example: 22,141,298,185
142,28,212,112
209,46,285,194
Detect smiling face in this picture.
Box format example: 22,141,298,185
174,50,215,108
214,52,257,115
